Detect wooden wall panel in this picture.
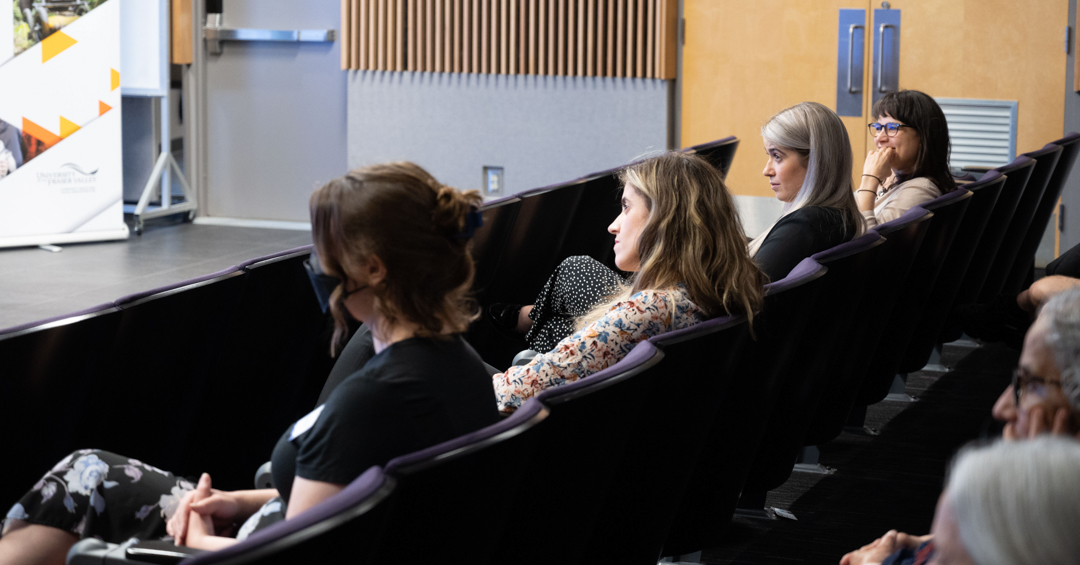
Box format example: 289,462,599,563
341,0,674,76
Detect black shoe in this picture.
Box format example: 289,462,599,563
488,303,523,334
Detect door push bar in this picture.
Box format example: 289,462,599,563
204,15,336,55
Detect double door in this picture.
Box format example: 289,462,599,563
682,0,1067,210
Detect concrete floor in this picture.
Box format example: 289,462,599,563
0,217,312,331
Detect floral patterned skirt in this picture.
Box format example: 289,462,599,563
5,449,197,543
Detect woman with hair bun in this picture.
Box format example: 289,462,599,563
0,163,500,561
857,89,957,229
751,101,864,281
493,151,766,411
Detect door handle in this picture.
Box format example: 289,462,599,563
847,24,864,94
877,23,895,93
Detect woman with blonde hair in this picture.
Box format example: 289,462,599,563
493,151,765,411
0,163,501,562
751,101,863,280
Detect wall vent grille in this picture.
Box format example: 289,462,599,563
935,97,1018,169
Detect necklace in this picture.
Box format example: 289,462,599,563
877,178,897,197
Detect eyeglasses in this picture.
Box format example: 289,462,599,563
868,122,914,137
1012,367,1062,407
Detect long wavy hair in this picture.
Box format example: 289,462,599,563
748,101,864,256
310,162,483,355
577,152,766,330
872,89,957,194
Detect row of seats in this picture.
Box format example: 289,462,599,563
8,132,1075,563
468,136,739,367
0,247,335,509
131,132,1078,564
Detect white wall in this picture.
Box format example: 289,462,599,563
347,72,671,197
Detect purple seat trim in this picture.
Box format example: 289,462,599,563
237,245,313,270
0,302,117,337
963,169,1004,189
648,314,744,345
113,266,242,307
537,339,662,402
1047,131,1080,147
919,187,970,211
764,257,826,295
183,466,389,565
996,155,1034,172
871,205,932,233
811,231,883,262
1023,144,1061,159
384,397,546,473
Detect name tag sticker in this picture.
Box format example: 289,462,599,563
290,405,326,441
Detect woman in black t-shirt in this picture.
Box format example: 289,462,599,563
0,163,500,560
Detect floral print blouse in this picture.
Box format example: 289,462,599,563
493,285,705,411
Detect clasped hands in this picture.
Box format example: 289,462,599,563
166,473,240,548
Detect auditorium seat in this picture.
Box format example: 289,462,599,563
978,144,1061,302
903,171,1006,371
579,316,755,564
1002,132,1080,295
856,188,972,405
805,207,933,444
956,160,1033,301
491,338,667,564
683,136,739,179
68,466,396,565
743,232,884,495
665,259,827,554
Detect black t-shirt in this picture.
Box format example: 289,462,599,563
270,335,500,503
754,206,854,281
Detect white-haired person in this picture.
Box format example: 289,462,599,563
991,286,1080,439
490,102,861,355
840,437,1080,565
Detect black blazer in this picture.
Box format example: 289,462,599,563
754,206,855,281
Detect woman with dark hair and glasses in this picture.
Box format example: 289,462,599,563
856,89,957,229
0,163,500,561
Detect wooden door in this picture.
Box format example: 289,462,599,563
682,0,871,205
683,1,1068,250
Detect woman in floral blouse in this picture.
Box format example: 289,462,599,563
493,152,766,412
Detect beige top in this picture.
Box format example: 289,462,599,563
861,176,940,229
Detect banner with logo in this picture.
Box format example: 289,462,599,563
0,0,125,248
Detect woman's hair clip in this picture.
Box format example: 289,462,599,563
454,208,484,240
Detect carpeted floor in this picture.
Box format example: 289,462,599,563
697,340,1018,564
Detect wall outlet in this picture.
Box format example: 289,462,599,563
483,166,504,197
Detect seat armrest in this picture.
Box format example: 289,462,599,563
961,165,993,173
68,539,205,565
254,461,274,489
125,540,205,564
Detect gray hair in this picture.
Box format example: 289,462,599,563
1039,286,1080,410
947,437,1080,565
749,102,864,254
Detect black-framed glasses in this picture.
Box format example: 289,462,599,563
1012,367,1062,407
868,122,913,137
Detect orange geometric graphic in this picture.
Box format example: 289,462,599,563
42,31,78,63
99,101,113,115
60,117,81,139
111,69,120,91
22,118,62,150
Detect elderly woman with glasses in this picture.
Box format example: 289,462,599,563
855,90,958,229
